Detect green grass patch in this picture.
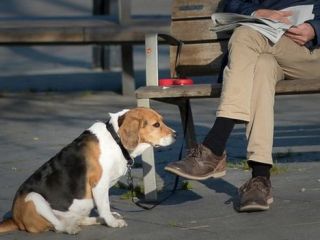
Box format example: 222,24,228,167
118,180,193,201
227,160,250,171
168,220,182,228
181,181,193,190
270,164,288,175
120,185,144,200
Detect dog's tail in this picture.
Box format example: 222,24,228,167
0,218,18,233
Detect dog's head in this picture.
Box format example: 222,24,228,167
110,107,175,156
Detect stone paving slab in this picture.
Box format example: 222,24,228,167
0,92,319,240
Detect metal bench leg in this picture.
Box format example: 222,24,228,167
121,44,135,95
177,99,197,148
137,98,157,201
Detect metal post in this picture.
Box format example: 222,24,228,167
145,33,159,86
137,33,160,201
138,98,158,201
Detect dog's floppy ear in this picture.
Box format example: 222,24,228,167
118,113,141,150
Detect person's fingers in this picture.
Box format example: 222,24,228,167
294,39,305,46
269,11,292,24
284,33,305,45
286,27,301,35
285,32,301,40
285,23,314,45
280,17,291,24
279,10,293,17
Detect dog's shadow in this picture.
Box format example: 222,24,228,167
2,211,12,221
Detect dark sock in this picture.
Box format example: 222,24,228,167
248,161,272,179
202,117,235,156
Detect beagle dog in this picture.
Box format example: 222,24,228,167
0,107,175,234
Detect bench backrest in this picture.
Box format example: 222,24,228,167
170,0,229,77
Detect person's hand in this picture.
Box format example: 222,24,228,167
254,9,292,24
285,23,315,46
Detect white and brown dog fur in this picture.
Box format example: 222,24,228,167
0,107,175,234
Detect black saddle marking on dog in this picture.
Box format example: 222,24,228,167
16,130,98,211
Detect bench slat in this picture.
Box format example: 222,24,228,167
0,18,170,44
172,0,221,20
0,17,119,28
276,79,320,95
136,79,320,99
0,28,84,44
171,19,231,42
86,19,170,44
137,83,219,99
170,41,228,76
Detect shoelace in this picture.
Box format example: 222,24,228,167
185,146,202,168
243,177,269,193
187,145,203,158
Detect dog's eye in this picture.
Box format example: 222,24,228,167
153,122,160,128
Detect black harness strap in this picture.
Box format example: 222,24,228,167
106,120,134,166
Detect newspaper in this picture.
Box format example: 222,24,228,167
211,5,315,43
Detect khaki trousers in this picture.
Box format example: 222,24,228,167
216,26,320,165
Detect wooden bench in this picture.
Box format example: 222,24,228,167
136,0,320,201
0,0,170,95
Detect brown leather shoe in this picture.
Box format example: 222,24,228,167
164,144,226,180
238,176,273,212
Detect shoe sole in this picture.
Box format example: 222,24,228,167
238,197,274,212
164,167,226,180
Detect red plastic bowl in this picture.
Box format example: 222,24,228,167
174,78,193,85
159,78,175,86
159,78,194,86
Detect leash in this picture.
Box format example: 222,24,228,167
106,100,189,210
127,102,189,210
126,143,184,210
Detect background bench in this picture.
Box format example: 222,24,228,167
136,0,320,201
0,0,170,95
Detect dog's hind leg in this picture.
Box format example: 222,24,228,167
12,193,53,233
25,192,78,234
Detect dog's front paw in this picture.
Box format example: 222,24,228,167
66,225,81,235
112,211,124,219
107,218,128,228
55,224,81,235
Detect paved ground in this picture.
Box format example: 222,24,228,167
0,2,320,239
0,92,319,240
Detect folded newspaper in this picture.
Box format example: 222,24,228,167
211,5,315,43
